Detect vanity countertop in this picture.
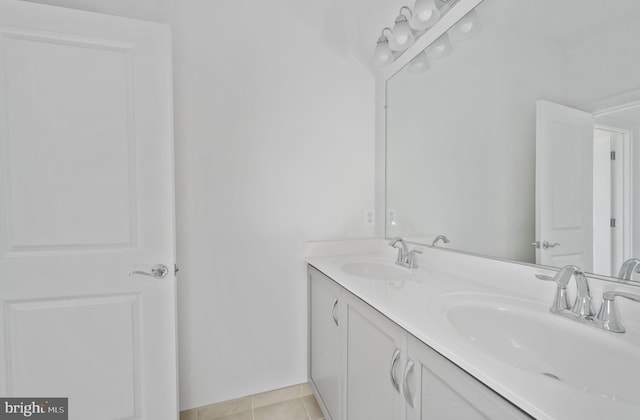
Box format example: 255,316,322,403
306,241,640,420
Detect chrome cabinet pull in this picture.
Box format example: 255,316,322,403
331,298,339,326
532,241,540,249
389,348,401,393
129,264,169,279
403,359,415,407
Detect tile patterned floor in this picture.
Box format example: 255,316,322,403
180,383,325,420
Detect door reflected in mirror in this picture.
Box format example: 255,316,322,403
386,0,640,281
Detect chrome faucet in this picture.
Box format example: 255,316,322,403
536,265,595,318
432,235,450,247
535,265,640,333
617,258,640,280
388,237,423,269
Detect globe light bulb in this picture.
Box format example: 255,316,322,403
409,0,441,31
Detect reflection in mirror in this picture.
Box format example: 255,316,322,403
386,0,640,282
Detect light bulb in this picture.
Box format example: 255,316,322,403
389,15,415,51
418,10,433,21
373,29,394,66
452,9,480,40
407,51,429,74
409,0,441,31
426,33,452,60
459,21,474,34
374,41,393,66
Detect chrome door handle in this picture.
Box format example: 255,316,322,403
129,264,169,279
542,241,560,249
390,348,401,393
403,359,415,407
331,298,339,327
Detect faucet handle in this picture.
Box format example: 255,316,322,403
535,273,570,312
596,291,640,333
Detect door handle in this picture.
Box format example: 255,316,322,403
129,264,169,279
542,241,560,249
331,298,339,327
390,348,401,393
403,359,415,407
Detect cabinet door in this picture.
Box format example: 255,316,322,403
346,294,405,420
309,266,342,420
405,336,532,420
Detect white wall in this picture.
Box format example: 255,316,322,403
22,0,398,410
170,0,385,409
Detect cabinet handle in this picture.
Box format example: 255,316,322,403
403,359,415,408
331,298,339,326
389,348,401,393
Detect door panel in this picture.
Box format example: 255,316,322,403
0,30,137,253
0,2,177,419
6,295,140,418
309,267,341,420
346,296,404,420
535,100,594,270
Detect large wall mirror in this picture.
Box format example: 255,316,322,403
386,0,640,281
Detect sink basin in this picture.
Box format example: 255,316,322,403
341,259,413,282
436,294,640,404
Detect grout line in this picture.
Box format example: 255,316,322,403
301,396,311,420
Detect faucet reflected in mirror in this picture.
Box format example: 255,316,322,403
385,0,640,284
618,258,640,280
432,235,450,247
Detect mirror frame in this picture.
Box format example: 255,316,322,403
374,0,639,284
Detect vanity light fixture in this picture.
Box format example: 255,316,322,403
451,9,480,40
372,0,458,67
409,0,441,30
374,28,395,67
389,7,416,51
426,32,452,60
407,51,429,73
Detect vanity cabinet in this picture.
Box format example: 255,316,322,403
345,293,405,420
308,266,341,420
404,335,531,420
308,264,532,420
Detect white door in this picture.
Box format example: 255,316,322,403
535,100,594,270
0,2,177,420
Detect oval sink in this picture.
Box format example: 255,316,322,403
341,260,412,282
437,294,640,404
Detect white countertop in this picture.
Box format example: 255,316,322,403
306,239,640,420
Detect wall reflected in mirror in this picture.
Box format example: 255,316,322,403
386,0,640,281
